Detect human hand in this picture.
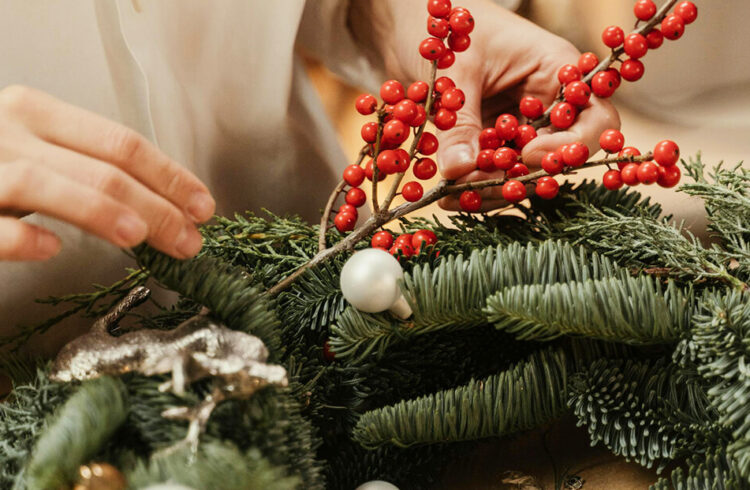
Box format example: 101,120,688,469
0,86,215,260
354,0,620,211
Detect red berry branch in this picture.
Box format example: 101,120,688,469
267,0,698,296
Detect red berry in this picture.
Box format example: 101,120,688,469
646,29,664,49
427,0,452,18
661,14,685,40
550,102,577,130
441,88,466,111
562,142,590,167
413,157,437,180
591,71,618,98
437,49,456,69
502,180,526,203
602,25,624,48
380,80,405,104
514,125,538,150
449,10,474,35
401,181,424,202
634,0,657,21
371,230,394,249
412,229,438,252
407,81,429,102
323,341,336,362
493,147,517,171
361,122,378,143
365,159,386,181
535,176,560,200
494,114,519,141
411,105,427,127
346,187,367,207
447,33,471,52
624,33,648,59
434,108,457,130
383,119,409,145
607,68,622,88
476,149,496,172
637,161,659,185
618,146,642,169
376,150,398,174
578,52,599,74
395,149,412,173
558,64,582,84
392,234,415,257
335,212,357,232
355,94,378,115
427,16,451,38
459,190,482,212
339,203,357,215
519,96,544,119
418,132,439,155
382,104,395,123
653,140,680,167
450,6,469,15
621,163,640,186
564,81,592,107
599,129,625,153
542,151,565,175
343,165,365,187
602,169,624,191
657,165,682,188
479,128,502,150
674,1,698,24
620,59,645,82
507,163,530,178
434,76,455,94
392,99,419,125
420,37,447,61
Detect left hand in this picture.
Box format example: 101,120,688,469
352,0,620,211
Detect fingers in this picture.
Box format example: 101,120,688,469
0,217,61,261
0,160,149,250
435,75,483,181
0,85,215,222
437,168,507,211
521,96,621,167
33,143,204,258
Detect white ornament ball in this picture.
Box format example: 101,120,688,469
340,248,404,313
355,481,401,490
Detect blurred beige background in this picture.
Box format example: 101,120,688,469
308,1,750,488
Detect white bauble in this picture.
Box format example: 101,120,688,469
355,480,401,490
340,248,404,313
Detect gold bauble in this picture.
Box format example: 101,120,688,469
73,462,126,490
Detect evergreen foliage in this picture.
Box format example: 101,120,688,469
5,158,750,488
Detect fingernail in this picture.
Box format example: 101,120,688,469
176,225,203,258
115,214,147,246
34,232,61,259
187,192,215,222
439,143,474,171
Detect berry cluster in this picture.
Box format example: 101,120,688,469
599,134,682,190
456,0,696,212
371,228,438,258
335,0,474,259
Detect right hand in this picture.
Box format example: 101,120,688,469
0,86,215,261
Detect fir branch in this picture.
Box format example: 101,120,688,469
0,268,148,352
353,347,571,448
0,367,71,489
134,245,283,358
126,442,300,490
569,358,717,472
650,445,745,490
23,377,128,490
485,275,690,345
330,241,626,361
566,200,746,289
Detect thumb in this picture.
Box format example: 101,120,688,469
435,76,483,181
